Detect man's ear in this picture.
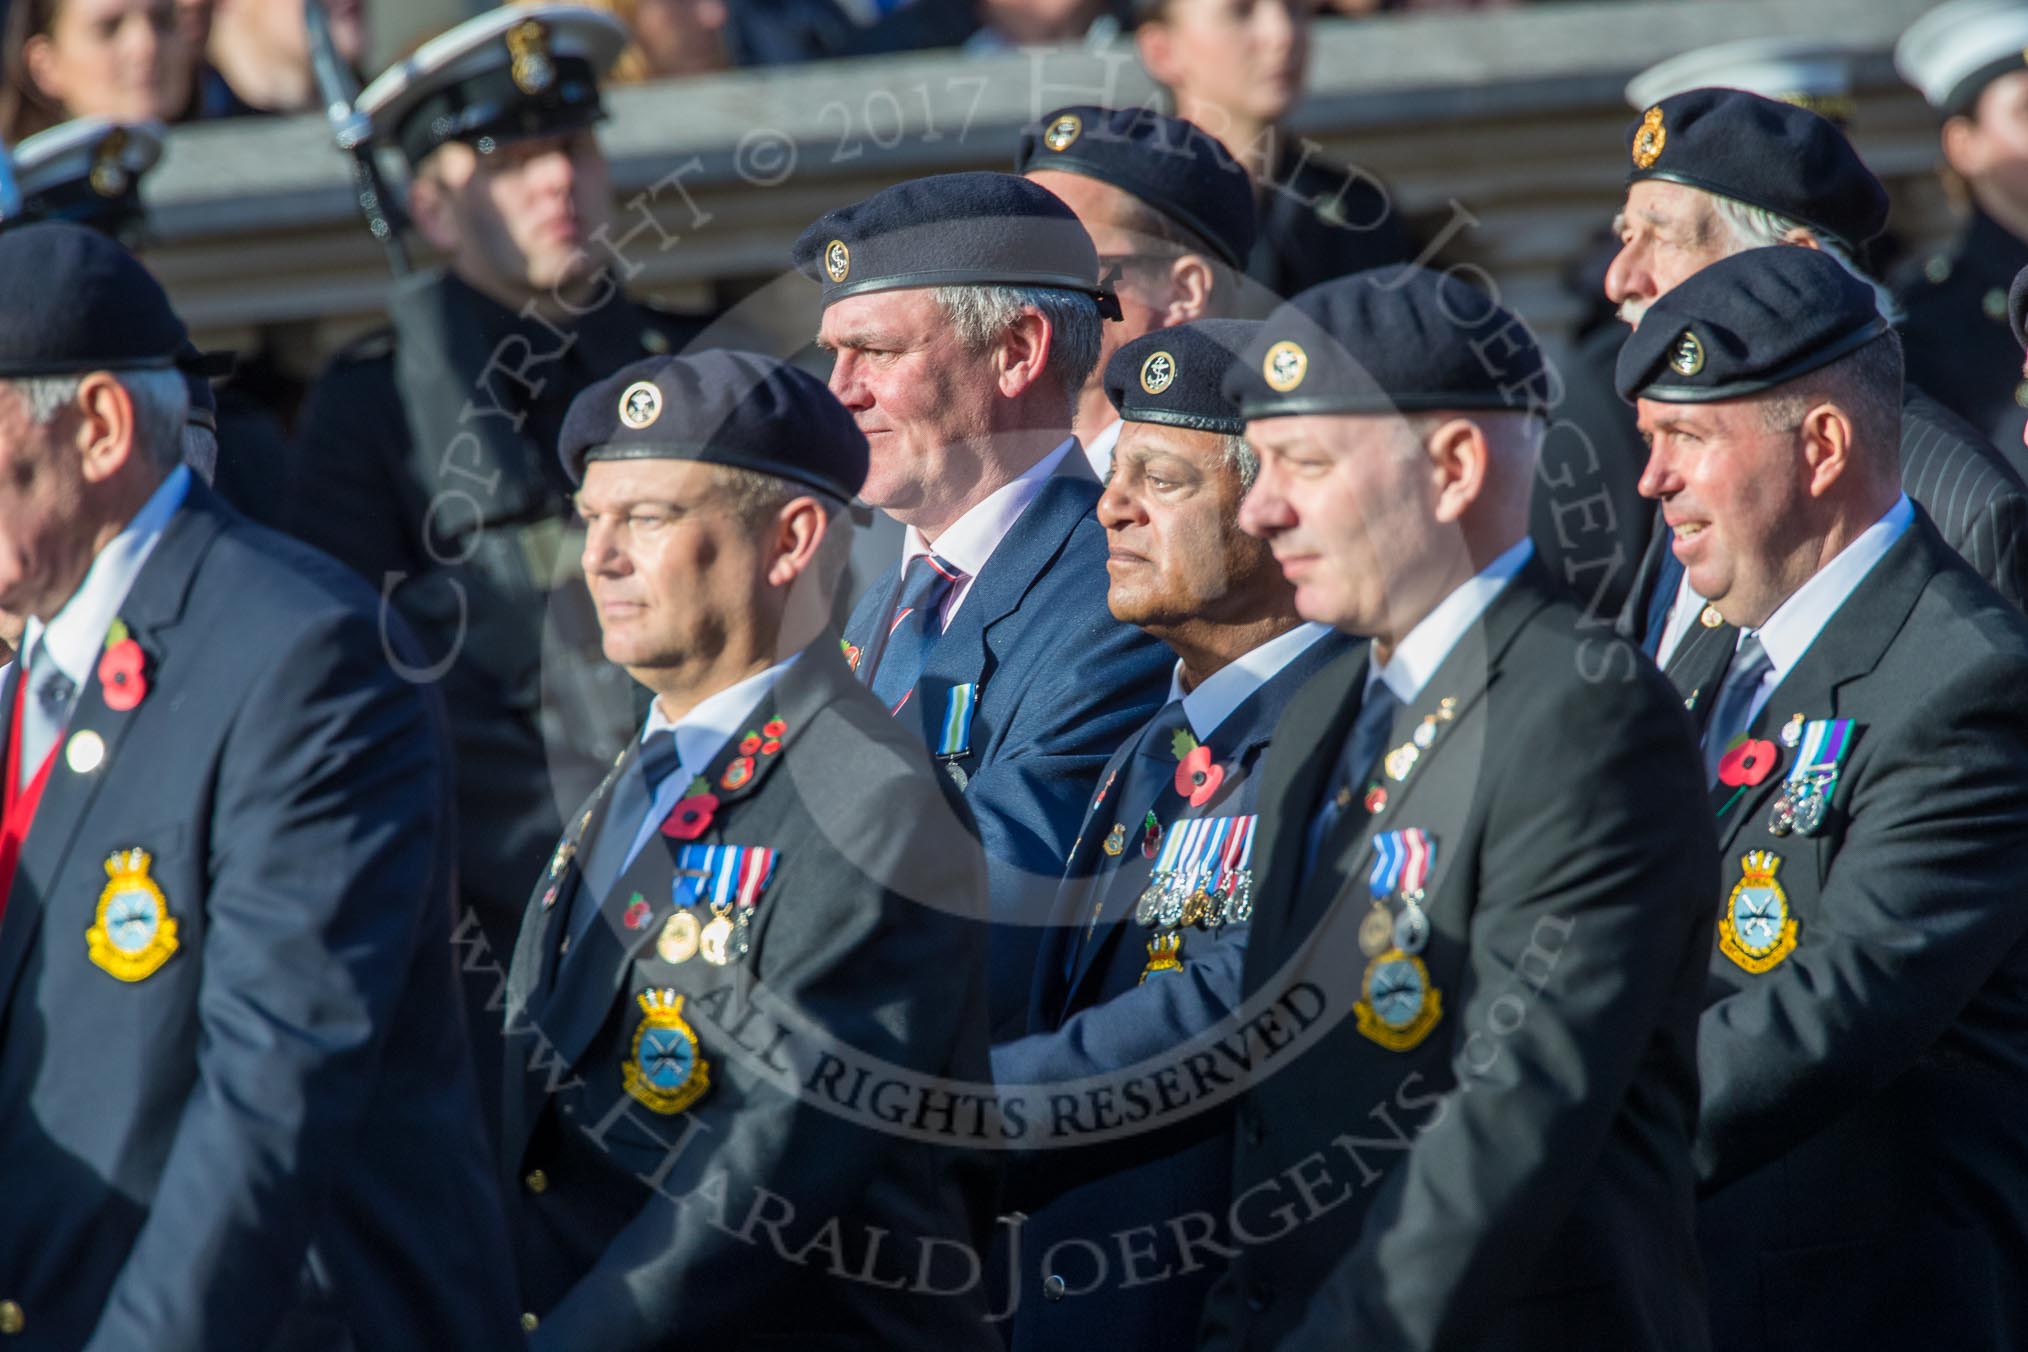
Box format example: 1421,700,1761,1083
73,373,140,486
1425,417,1489,526
1162,254,1216,325
992,309,1053,400
766,497,828,589
1798,401,1857,499
1942,113,1986,181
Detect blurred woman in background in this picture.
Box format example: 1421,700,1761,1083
0,0,199,140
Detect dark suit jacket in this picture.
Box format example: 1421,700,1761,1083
842,454,1171,1039
1894,207,2028,474
1201,558,1716,1352
1618,388,2028,637
1681,512,2028,1352
0,480,518,1350
501,637,999,1351
994,629,1351,1352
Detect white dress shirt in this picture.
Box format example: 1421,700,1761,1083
901,437,1078,629
1166,622,1334,741
1081,418,1123,480
17,465,191,784
1366,539,1534,706
1722,495,1913,728
618,653,800,875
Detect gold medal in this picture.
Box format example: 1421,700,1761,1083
1180,889,1211,928
1358,902,1393,956
657,910,700,964
700,909,736,966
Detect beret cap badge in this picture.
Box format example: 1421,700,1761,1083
1668,330,1705,377
1043,113,1082,152
1263,340,1309,394
824,239,851,284
89,128,130,199
1139,350,1177,396
507,19,556,96
1632,105,1667,170
618,379,662,429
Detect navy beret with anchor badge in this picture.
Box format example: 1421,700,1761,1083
1614,246,1889,404
1222,264,1551,421
791,171,1122,320
1014,105,1257,270
354,3,625,167
1623,88,1890,250
559,349,869,504
1104,319,1262,437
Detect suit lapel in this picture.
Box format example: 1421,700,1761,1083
1709,515,1939,851
533,640,846,1076
910,461,1100,751
0,488,225,1013
1035,737,1139,1027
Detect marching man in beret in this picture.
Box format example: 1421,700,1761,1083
799,171,1172,1040
1202,265,1717,1351
500,350,997,1349
0,224,517,1349
1014,104,1262,475
1623,246,2028,1352
991,319,1347,1349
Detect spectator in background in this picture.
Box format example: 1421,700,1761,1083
203,0,367,115
849,0,1128,57
0,0,199,141
1135,0,1416,299
572,0,856,70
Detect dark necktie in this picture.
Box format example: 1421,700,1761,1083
1700,633,1772,784
1300,681,1402,888
566,729,683,951
867,551,964,715
1662,606,1740,731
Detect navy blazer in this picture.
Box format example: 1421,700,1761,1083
993,629,1351,1352
0,481,517,1350
1683,512,2028,1352
842,453,1171,1038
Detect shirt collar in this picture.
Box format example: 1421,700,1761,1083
641,652,801,780
22,465,192,689
902,437,1078,578
1748,495,1912,680
1082,418,1123,480
1366,538,1533,706
1166,623,1334,740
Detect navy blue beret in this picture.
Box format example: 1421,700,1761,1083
560,349,868,501
1015,106,1256,270
2010,263,2028,352
792,171,1119,317
1222,264,1551,420
1614,246,1888,403
0,222,188,376
1104,319,1261,436
1625,88,1889,249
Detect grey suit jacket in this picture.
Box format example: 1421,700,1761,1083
1200,558,1717,1352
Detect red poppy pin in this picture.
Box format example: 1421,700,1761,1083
761,718,787,756
622,894,653,930
661,793,719,840
1718,738,1780,788
738,733,763,756
98,620,147,712
1174,742,1225,808
841,639,862,672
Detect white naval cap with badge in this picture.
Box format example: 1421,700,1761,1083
1896,0,2028,116
1626,38,1866,125
1,118,164,243
353,3,627,167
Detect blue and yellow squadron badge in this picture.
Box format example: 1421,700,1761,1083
86,848,178,981
1355,948,1442,1051
623,989,711,1114
1719,850,1798,973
